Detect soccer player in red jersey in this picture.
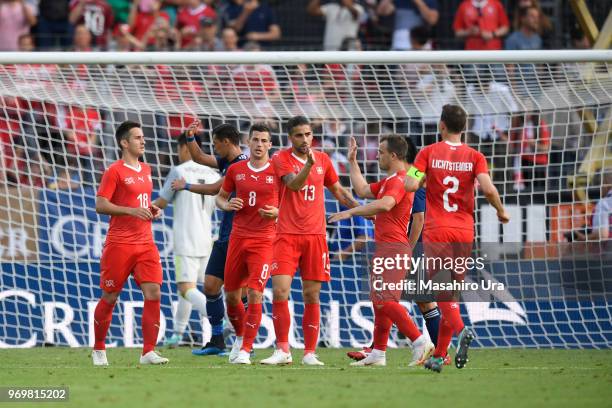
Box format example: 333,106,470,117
92,121,168,366
329,135,434,366
260,116,358,366
405,104,510,373
216,124,279,365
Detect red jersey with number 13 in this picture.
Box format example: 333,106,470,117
96,160,154,245
272,148,339,235
222,160,279,239
413,141,488,232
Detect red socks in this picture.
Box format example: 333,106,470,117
372,309,392,351
434,301,465,358
227,302,246,337
272,300,290,352
241,303,263,353
380,301,422,342
93,297,115,350
142,299,160,355
302,303,320,355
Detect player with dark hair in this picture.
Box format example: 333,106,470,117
405,104,510,373
329,135,434,366
92,120,167,366
172,120,248,355
216,123,279,364
260,115,358,365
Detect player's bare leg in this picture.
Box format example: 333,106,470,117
139,282,168,365
261,275,293,365
301,279,324,366
92,290,120,366
225,288,246,362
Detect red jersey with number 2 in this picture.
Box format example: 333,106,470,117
222,160,279,239
414,141,488,232
96,160,154,245
272,148,339,235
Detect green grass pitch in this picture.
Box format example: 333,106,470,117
1,348,610,408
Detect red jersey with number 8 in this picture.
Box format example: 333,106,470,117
222,160,279,239
96,160,154,245
272,148,339,235
413,141,488,232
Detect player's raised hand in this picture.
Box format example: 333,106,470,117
171,177,187,191
497,209,510,224
130,207,153,220
347,137,358,162
150,204,162,219
258,205,278,219
227,197,244,211
186,120,200,138
306,148,316,166
328,211,352,224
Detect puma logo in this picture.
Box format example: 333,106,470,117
307,324,318,330
250,175,259,181
246,322,256,328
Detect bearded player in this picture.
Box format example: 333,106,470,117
405,104,510,373
261,116,358,366
215,124,279,365
329,135,434,366
92,121,168,366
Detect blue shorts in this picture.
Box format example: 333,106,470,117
205,240,229,281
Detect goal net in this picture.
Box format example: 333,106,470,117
0,51,610,349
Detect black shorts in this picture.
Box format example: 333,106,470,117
205,240,229,281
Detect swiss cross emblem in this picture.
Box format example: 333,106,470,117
316,167,323,175
266,176,274,184
236,174,245,181
124,177,135,185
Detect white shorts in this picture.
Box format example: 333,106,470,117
174,255,210,284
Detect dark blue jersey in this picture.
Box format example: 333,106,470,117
216,153,248,242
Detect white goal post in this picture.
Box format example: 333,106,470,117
0,50,610,349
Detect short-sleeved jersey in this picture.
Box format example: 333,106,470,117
452,0,509,51
592,190,612,234
216,153,248,242
272,148,339,235
369,171,413,243
69,0,115,49
222,160,279,239
159,160,220,257
96,160,154,245
414,141,488,232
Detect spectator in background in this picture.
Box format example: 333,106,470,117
377,0,439,50
72,23,94,51
505,6,541,50
60,105,102,185
112,23,144,51
306,0,365,51
0,0,37,51
515,113,549,192
571,171,612,242
512,0,551,38
189,16,223,51
177,0,217,49
129,0,170,46
36,0,72,50
18,33,35,51
142,17,180,50
322,138,349,175
223,0,281,48
221,26,240,51
107,0,131,24
453,0,509,50
69,0,114,50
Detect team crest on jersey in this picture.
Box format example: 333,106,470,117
124,177,135,185
236,174,245,181
316,166,323,175
266,176,274,184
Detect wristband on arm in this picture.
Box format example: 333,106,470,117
186,136,195,143
407,166,425,181
184,183,191,191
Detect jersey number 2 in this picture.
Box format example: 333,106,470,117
442,176,459,212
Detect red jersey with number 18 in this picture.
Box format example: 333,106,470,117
222,160,279,239
272,148,339,235
96,160,154,245
413,141,488,232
